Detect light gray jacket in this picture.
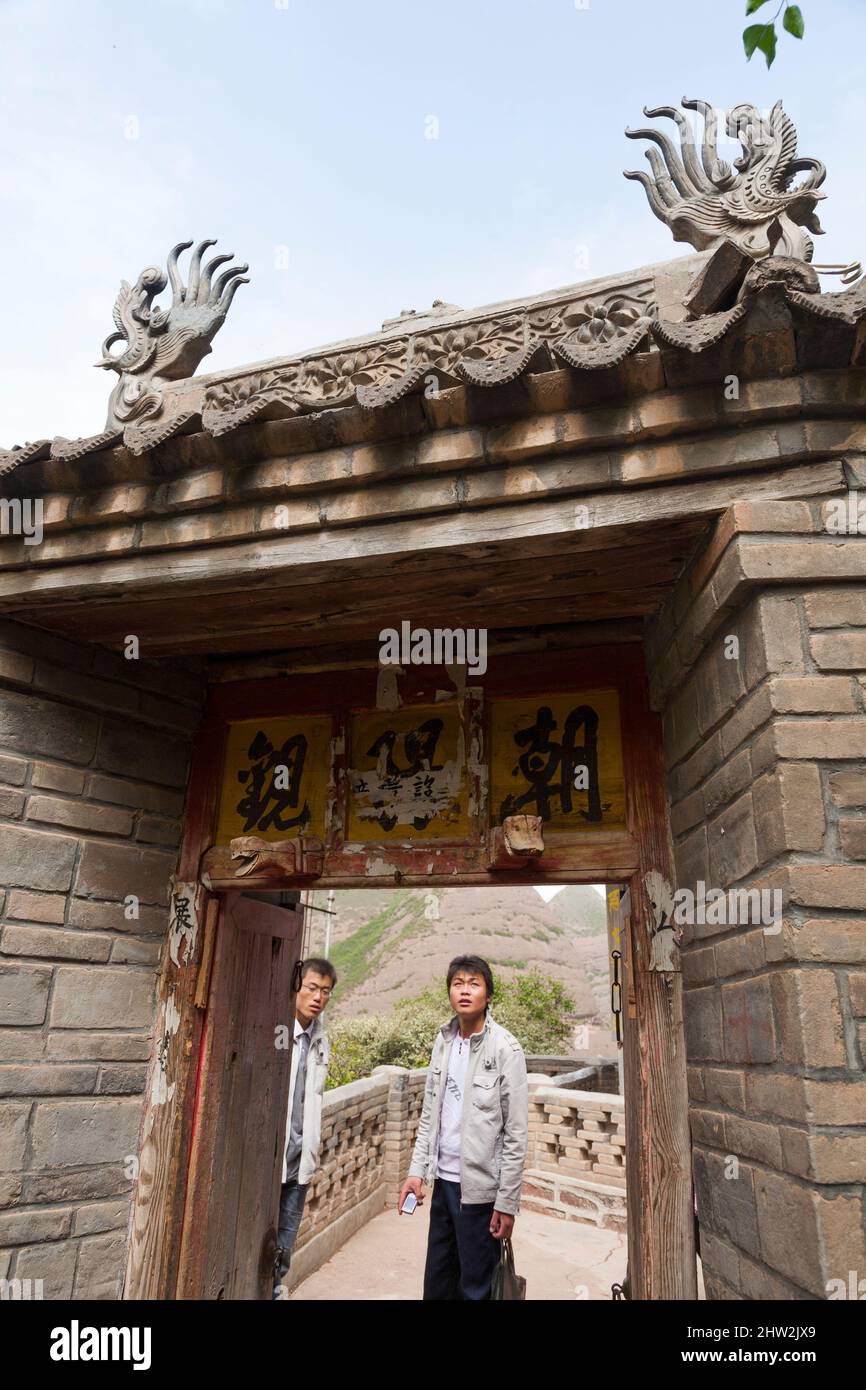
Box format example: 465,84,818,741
280,1015,330,1186
408,1013,528,1214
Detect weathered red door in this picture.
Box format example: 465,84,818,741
176,893,302,1299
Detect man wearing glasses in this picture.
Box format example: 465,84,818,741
273,958,337,1299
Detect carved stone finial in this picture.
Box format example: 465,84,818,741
97,239,249,431
624,98,826,263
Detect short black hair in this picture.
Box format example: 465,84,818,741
300,958,337,988
446,955,494,1009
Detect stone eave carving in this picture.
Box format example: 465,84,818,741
3,93,862,473
3,264,866,475
97,239,249,432
649,302,748,352
553,317,651,370
624,98,826,263
785,283,866,327
50,430,123,463
0,438,53,478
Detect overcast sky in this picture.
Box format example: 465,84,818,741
2,0,864,444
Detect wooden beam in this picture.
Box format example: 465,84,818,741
0,458,844,608
206,617,646,683
3,520,700,642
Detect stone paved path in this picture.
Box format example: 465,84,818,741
290,1204,628,1301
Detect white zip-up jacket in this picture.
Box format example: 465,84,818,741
280,1015,329,1186
408,1013,528,1214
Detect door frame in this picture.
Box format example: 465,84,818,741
123,642,696,1300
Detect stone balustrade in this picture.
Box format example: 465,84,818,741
528,1083,626,1187
525,1055,619,1092
285,1060,626,1289
520,1080,627,1232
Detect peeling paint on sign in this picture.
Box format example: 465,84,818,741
347,703,469,839
468,718,485,822
325,731,346,839
445,663,467,698
376,665,403,710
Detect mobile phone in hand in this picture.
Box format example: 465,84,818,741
400,1192,418,1214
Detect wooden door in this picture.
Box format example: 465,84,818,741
176,894,302,1300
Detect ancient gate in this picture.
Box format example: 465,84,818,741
123,645,696,1300
4,97,862,1304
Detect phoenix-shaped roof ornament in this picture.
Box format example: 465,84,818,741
97,239,249,431
624,99,826,263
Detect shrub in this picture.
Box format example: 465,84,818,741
325,967,575,1089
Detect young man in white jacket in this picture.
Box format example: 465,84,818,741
397,955,528,1300
273,958,335,1300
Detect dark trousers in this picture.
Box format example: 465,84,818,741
423,1179,500,1301
273,1178,308,1299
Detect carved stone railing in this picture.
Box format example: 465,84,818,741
526,1054,620,1092
285,1064,625,1290
522,1081,627,1231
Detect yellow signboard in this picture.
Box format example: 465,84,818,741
347,703,469,841
215,716,331,844
490,690,626,831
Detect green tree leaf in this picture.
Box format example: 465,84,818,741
743,21,778,65
743,23,761,57
745,0,772,12
783,4,805,38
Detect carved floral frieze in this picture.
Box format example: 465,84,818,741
198,285,656,430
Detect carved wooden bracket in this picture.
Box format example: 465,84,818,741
199,836,324,890
487,814,545,868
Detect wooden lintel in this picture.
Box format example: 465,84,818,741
200,834,640,891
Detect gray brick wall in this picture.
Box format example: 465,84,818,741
0,617,205,1299
646,500,866,1301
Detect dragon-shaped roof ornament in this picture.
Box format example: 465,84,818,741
97,239,249,431
624,99,826,264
